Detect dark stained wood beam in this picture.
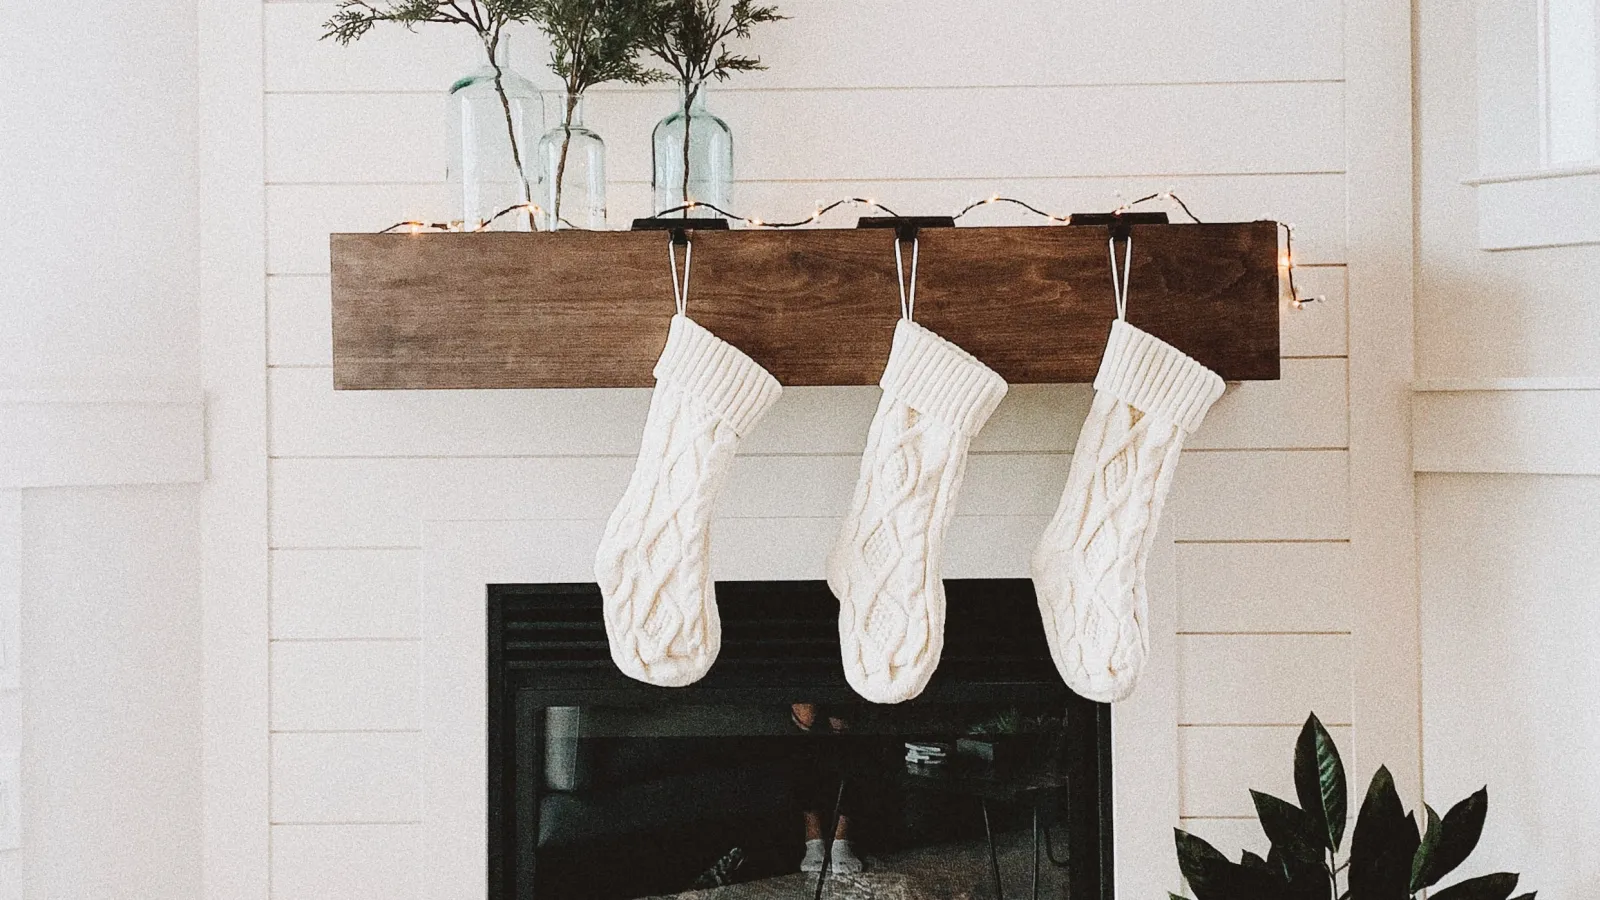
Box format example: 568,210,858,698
330,222,1280,389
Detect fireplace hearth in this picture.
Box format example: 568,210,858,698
488,580,1112,900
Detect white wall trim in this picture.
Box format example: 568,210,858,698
1414,388,1600,474
420,516,1180,898
198,0,270,895
0,493,19,852
1414,376,1600,391
1346,0,1423,807
0,399,203,489
1472,167,1600,249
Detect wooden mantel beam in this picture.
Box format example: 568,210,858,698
330,222,1279,390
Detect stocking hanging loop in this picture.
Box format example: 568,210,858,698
668,234,693,317
894,236,920,321
1108,234,1133,321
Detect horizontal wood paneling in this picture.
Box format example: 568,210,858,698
1179,724,1351,817
1281,266,1348,357
267,83,1345,185
269,454,1067,546
269,362,1340,458
1178,634,1352,725
265,0,1343,93
1177,542,1351,632
1413,388,1600,474
269,450,1345,547
1170,451,1349,541
1188,358,1347,450
270,641,420,732
265,175,1347,275
271,732,420,824
272,548,419,640
271,824,420,900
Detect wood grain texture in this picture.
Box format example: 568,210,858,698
331,223,1279,388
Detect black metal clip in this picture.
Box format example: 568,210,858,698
856,215,957,243
631,217,730,246
1066,211,1169,240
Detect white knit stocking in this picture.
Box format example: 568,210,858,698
1032,320,1224,702
595,315,782,687
828,320,1008,704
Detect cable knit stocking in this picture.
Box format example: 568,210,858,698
1032,320,1225,702
595,315,782,687
828,320,1008,704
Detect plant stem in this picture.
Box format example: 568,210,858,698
484,30,534,229
553,90,578,228
680,81,698,218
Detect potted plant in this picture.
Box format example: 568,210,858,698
324,0,545,230
1175,712,1535,900
527,0,663,229
640,0,783,218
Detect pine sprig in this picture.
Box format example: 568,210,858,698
642,0,784,90
527,0,667,97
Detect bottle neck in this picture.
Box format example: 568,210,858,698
560,92,587,128
485,32,512,72
680,82,708,112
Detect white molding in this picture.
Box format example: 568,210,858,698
420,515,1180,897
0,750,18,852
1346,0,1423,809
1463,161,1600,183
1414,388,1600,474
0,399,203,489
1113,518,1181,898
0,493,17,693
1473,167,1600,249
198,0,270,896
1414,376,1600,392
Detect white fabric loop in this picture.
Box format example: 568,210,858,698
669,239,693,317
894,237,919,321
1108,235,1133,321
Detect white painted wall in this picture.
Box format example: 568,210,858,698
1416,1,1600,895
212,1,1416,896
0,3,204,899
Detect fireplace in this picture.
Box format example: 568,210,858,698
487,580,1113,900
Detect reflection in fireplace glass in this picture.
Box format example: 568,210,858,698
532,701,1073,899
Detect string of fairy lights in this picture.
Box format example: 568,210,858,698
380,190,1322,308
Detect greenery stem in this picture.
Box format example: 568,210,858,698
680,81,698,217
553,91,579,228
484,31,535,228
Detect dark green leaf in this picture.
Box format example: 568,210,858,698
1430,873,1520,900
1411,803,1443,892
1295,712,1348,852
1252,791,1324,864
1176,829,1293,900
1416,787,1489,889
1508,893,1536,900
1348,767,1419,900
1243,850,1273,873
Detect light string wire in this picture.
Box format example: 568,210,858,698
382,189,1320,308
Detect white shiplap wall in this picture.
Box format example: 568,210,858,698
234,0,1401,895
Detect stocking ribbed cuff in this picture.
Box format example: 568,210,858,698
879,319,1008,436
1094,320,1225,434
653,315,782,436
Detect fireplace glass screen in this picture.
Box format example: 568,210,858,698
489,582,1112,900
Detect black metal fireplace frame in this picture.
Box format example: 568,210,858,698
487,580,1114,900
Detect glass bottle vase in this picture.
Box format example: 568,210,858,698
651,85,733,218
537,92,607,230
447,36,544,231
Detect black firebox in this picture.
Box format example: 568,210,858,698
488,580,1113,900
